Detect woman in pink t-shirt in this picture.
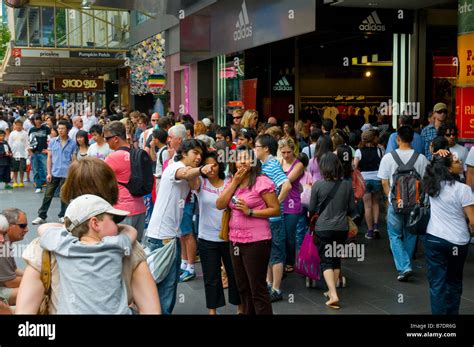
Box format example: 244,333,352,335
216,145,280,315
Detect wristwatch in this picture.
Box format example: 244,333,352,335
247,209,254,217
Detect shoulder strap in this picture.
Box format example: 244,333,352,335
405,152,420,170
118,146,131,152
318,180,342,215
391,151,404,168
40,250,51,293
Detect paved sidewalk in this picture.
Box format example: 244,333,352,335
4,183,474,315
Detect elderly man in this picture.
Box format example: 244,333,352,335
0,209,29,306
69,115,83,141
267,117,278,126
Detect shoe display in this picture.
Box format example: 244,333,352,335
32,217,46,225
269,289,283,302
179,270,196,282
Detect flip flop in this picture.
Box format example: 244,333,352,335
285,265,294,273
326,302,341,310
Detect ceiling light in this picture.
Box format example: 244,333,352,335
365,71,372,78
367,2,378,6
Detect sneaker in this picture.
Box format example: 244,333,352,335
179,270,196,282
58,217,65,223
365,230,374,240
35,188,42,194
269,289,283,302
397,270,413,282
19,183,24,188
4,184,13,190
12,183,19,188
267,282,273,294
32,217,46,225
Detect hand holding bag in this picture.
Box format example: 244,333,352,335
295,232,321,280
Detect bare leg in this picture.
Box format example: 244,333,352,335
272,263,284,291
372,192,380,226
363,193,373,230
323,269,339,306
183,233,196,268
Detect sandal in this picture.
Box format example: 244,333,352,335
285,265,294,273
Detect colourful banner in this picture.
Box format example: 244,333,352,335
457,33,474,87
456,87,474,139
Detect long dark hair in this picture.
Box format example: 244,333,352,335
229,145,261,189
422,154,460,197
76,130,89,148
202,151,226,180
315,135,333,162
319,152,343,181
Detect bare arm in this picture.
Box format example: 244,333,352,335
118,224,137,245
14,266,44,314
175,164,213,182
278,180,292,203
15,268,24,277
216,179,239,210
287,162,304,184
353,157,360,170
2,276,21,288
381,179,390,199
464,205,474,234
46,149,52,181
467,166,474,190
189,176,201,192
149,141,157,162
131,262,161,314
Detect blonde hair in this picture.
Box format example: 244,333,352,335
241,109,258,128
278,137,296,152
295,120,308,139
265,126,283,140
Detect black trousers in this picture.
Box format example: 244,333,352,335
197,238,241,309
38,176,67,220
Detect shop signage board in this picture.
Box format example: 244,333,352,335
456,87,474,140
13,49,70,58
457,33,474,87
69,51,129,59
53,78,105,92
180,0,316,64
459,0,474,35
316,7,414,34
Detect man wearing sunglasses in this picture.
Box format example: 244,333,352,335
0,208,28,306
421,102,448,160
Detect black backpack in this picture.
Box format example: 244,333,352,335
118,147,154,197
390,151,423,214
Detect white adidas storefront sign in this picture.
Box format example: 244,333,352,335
273,77,293,91
359,11,386,32
234,0,253,41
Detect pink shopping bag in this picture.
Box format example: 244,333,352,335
295,232,321,280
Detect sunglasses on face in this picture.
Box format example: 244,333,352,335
445,132,457,137
14,223,27,229
233,116,242,120
104,135,117,141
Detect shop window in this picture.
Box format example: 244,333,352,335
28,7,40,47
67,9,82,47
55,8,67,47
41,7,55,47
94,10,107,48
14,8,27,46
81,9,94,47
107,11,129,48
135,11,149,25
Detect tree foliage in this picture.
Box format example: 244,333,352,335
0,23,11,61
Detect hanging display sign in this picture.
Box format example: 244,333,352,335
459,0,474,35
456,87,474,140
53,77,105,92
457,33,474,87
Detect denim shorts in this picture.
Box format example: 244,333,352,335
179,202,195,236
365,180,382,194
269,219,286,265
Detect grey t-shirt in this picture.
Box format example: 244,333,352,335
40,227,132,314
0,242,17,284
309,179,357,232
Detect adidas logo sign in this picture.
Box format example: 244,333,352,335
359,11,386,32
234,0,253,41
273,77,293,92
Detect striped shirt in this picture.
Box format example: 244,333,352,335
261,155,288,222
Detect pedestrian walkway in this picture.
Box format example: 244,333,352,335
5,184,474,314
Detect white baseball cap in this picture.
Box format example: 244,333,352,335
65,194,129,232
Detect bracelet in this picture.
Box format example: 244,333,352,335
199,165,204,175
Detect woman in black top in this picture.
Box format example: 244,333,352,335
309,152,357,309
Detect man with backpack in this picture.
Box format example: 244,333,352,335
104,121,154,242
378,126,429,282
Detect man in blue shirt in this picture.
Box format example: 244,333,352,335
255,134,291,302
420,103,448,160
386,115,425,154
32,120,77,225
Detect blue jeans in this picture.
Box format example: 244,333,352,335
386,205,417,273
424,234,469,315
284,213,301,266
31,153,47,188
145,237,181,315
296,208,309,253
269,219,286,265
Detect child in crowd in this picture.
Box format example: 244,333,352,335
0,130,12,190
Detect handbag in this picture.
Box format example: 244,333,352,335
347,217,359,238
219,208,231,241
145,238,178,284
38,250,51,315
295,232,321,280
